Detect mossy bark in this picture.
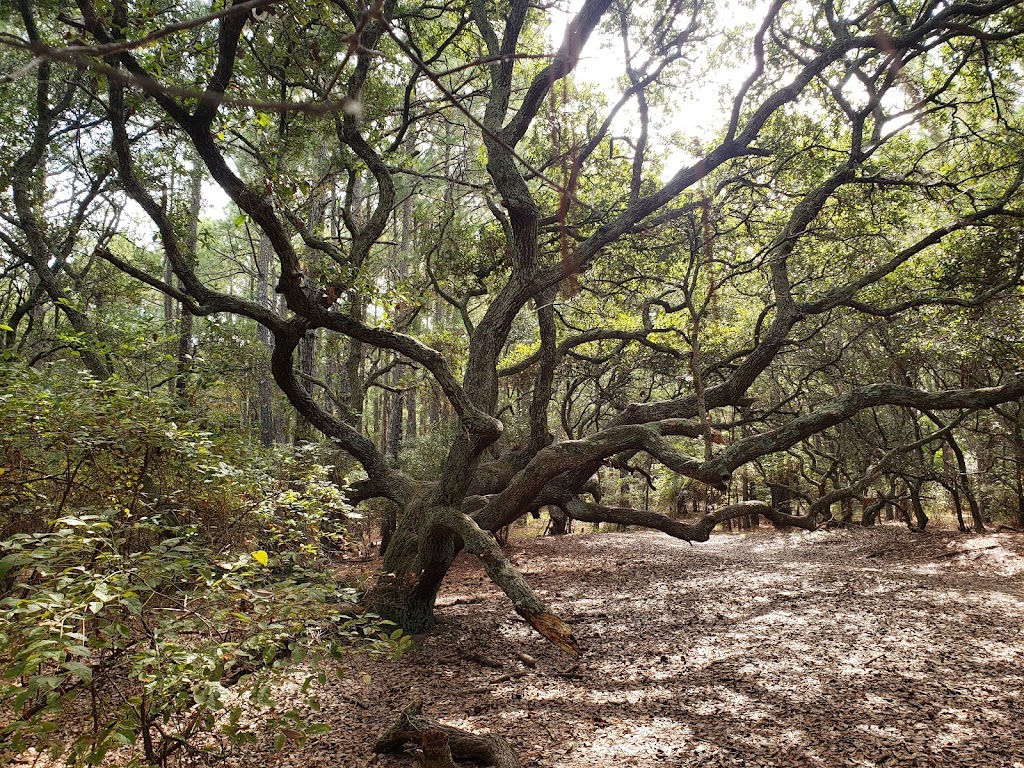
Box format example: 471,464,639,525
368,500,459,632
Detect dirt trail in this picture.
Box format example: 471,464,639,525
258,527,1024,768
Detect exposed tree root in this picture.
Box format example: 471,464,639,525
374,700,521,768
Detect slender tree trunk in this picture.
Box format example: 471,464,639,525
952,438,985,533
162,253,175,328
861,494,883,527
840,497,853,525
374,392,382,444
548,505,569,535
338,292,366,429
406,389,418,440
173,164,201,403
941,442,968,532
1014,438,1024,530
616,469,630,532
909,481,928,531
388,366,404,462
162,174,176,368
1016,475,1024,530
255,231,276,447
428,299,445,428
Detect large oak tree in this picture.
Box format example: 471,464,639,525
3,0,1024,655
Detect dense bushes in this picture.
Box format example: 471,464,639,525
0,368,406,766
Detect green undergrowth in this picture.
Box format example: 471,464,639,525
0,367,410,766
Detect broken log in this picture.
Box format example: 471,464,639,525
374,700,521,768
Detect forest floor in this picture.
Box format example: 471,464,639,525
265,525,1024,768
12,525,1024,768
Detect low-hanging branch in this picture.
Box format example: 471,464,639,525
563,498,819,542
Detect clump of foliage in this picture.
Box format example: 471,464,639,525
252,448,356,560
0,366,250,541
0,367,408,766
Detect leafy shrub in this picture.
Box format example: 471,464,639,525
0,367,410,766
0,366,256,542
0,510,403,766
251,447,356,561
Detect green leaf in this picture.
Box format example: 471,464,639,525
62,661,93,684
120,596,143,615
0,553,30,579
91,583,113,602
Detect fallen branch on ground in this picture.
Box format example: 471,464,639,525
930,544,1001,560
374,700,521,768
460,670,531,694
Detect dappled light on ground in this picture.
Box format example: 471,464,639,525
20,528,1021,767
273,528,1024,768
323,529,1024,767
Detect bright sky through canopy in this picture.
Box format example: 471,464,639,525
544,0,777,175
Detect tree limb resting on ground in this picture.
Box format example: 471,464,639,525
431,506,581,657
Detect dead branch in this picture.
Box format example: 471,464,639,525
459,649,504,669
929,544,1001,560
374,700,521,768
515,651,537,668
459,670,531,695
